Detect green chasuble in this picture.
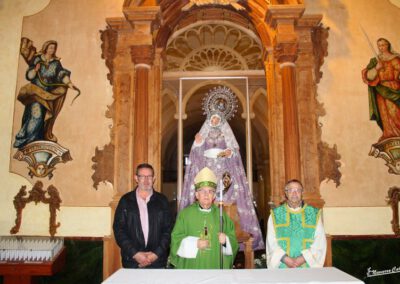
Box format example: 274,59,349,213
271,203,320,268
170,202,239,269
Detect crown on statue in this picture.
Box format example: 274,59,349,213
202,86,238,121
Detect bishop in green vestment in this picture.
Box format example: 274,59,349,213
170,167,239,269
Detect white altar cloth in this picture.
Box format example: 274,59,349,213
102,267,364,284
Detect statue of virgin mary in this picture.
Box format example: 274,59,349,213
179,86,264,250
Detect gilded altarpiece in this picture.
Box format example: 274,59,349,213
97,0,339,277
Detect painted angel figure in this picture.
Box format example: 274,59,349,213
179,86,264,250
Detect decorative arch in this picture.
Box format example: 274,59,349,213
250,87,269,158
161,88,179,163
165,20,264,71
167,20,262,45
161,87,178,114
180,45,249,71
154,3,273,50
250,87,267,119
251,87,267,106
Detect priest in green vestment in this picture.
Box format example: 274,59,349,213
266,179,327,269
170,167,239,269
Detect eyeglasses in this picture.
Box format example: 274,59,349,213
137,175,154,180
197,189,216,195
285,188,303,194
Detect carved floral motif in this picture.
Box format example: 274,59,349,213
182,0,245,11
318,142,342,187
92,144,115,189
311,24,329,83
165,23,263,71
100,27,118,85
387,187,400,235
131,45,155,66
10,181,62,237
95,27,118,189
274,41,298,63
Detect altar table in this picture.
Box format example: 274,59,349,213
102,267,364,284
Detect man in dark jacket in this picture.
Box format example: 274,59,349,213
113,163,172,268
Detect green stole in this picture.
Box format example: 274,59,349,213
271,203,320,268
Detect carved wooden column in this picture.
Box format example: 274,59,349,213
125,5,160,174
148,48,163,185
131,45,154,168
264,50,286,205
280,61,300,181
266,5,304,183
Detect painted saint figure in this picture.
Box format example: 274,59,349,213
14,39,77,148
179,86,264,250
362,38,400,141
